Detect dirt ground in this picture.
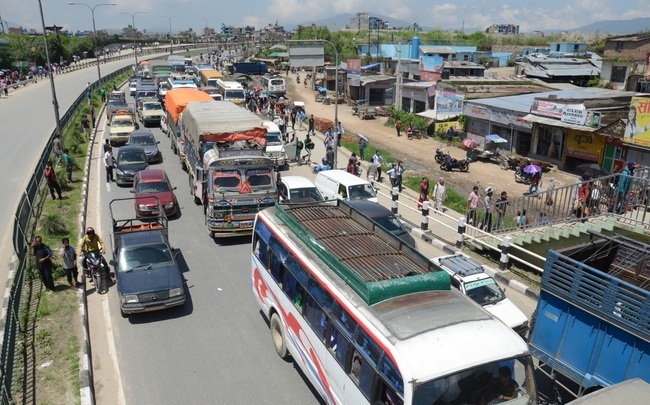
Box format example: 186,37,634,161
286,75,578,204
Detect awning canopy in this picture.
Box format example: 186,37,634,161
416,110,461,121
269,44,287,50
522,114,598,132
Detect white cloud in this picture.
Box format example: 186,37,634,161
242,16,261,28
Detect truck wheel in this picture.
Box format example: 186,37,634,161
270,313,289,359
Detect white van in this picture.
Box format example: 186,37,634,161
314,170,378,203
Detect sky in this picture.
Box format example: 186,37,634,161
2,0,649,34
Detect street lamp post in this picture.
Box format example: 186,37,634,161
199,18,209,55
68,2,116,85
288,39,339,169
37,0,63,145
160,15,180,54
119,11,147,66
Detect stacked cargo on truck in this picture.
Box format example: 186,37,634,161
163,89,215,166
181,101,276,238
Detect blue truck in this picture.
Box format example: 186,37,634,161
233,62,268,75
529,231,650,403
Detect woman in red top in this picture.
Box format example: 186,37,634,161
418,177,429,209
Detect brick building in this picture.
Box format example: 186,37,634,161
601,33,650,90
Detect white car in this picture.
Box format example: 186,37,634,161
262,121,291,169
431,253,529,337
129,80,138,96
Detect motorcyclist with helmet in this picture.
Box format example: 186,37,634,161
78,227,109,281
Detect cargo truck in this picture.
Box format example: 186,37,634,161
528,231,650,403
233,62,268,75
181,101,276,238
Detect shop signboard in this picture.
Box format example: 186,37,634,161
566,129,605,161
490,107,533,129
435,121,462,133
347,59,361,87
623,97,650,147
465,103,489,119
561,107,587,125
435,87,464,115
531,100,583,119
585,111,601,128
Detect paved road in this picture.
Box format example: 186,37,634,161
89,82,324,405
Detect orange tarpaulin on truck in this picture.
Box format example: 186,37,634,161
199,127,267,144
165,89,215,124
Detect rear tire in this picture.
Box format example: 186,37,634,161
460,163,469,172
270,313,289,359
500,161,509,170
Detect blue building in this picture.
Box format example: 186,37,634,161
548,42,587,57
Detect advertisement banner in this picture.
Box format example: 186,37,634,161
623,97,650,146
561,108,587,125
420,56,444,82
347,59,361,87
465,104,489,119
566,129,605,161
585,111,601,128
421,70,441,82
435,87,464,115
490,107,533,129
435,121,462,132
531,100,584,119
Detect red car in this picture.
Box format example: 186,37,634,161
131,169,178,218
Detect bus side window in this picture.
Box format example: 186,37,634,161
269,251,283,286
329,326,351,367
304,294,326,341
283,272,304,312
253,235,268,267
351,350,374,399
378,383,403,405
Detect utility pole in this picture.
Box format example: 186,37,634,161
37,0,63,147
396,40,403,111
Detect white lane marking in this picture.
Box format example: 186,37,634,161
95,132,126,405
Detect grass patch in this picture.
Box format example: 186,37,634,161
403,175,468,213
340,134,397,163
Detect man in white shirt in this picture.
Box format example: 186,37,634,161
433,177,447,212
104,147,115,183
371,151,384,182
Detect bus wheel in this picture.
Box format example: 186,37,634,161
270,313,288,359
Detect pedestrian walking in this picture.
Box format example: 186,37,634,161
406,123,414,140
304,135,314,163
295,138,303,165
104,147,115,182
482,187,494,232
395,119,402,137
59,238,79,290
325,147,334,168
32,236,55,292
395,161,405,192
417,177,430,209
336,122,343,146
100,87,106,102
433,177,447,212
63,148,74,183
386,163,397,188
52,134,63,167
528,171,541,195
290,110,297,130
466,186,482,226
446,127,454,146
495,191,509,231
86,89,92,105
545,177,556,207
297,110,306,130
44,161,62,200
371,151,384,182
103,139,111,153
0,81,6,98
308,115,315,135
81,115,90,139
358,137,368,161
90,105,96,127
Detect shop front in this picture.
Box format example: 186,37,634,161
564,129,605,172
597,119,627,173
463,102,532,153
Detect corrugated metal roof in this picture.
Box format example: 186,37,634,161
420,46,457,54
402,81,436,89
465,88,640,114
360,75,396,85
444,61,486,69
525,67,599,78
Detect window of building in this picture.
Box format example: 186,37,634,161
616,42,624,52
573,44,580,51
556,44,560,52
611,66,627,83
535,125,565,159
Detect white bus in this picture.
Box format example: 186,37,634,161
261,76,286,97
215,79,245,105
252,202,538,405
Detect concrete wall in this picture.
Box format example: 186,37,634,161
601,61,633,86
603,37,650,61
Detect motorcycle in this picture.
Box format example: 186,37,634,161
514,167,532,184
83,251,110,294
434,148,448,164
296,76,300,84
440,156,470,172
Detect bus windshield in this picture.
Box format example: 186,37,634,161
413,356,536,405
226,89,245,99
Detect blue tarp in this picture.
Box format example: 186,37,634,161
486,134,508,143
361,63,380,70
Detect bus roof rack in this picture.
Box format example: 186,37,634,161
274,203,449,305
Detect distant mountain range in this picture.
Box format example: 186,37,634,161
567,17,650,35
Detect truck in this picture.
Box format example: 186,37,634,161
162,89,215,168
148,59,173,76
181,101,277,238
109,109,137,146
137,97,165,127
528,231,650,403
108,198,186,317
232,62,268,75
199,69,225,87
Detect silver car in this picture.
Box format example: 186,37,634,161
127,130,162,164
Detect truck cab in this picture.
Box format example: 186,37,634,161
431,253,529,337
109,198,185,317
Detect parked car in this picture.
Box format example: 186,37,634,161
131,169,178,217
277,176,324,203
430,253,529,337
347,200,416,248
127,130,162,163
115,146,149,186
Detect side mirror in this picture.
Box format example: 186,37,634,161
109,260,117,267
129,190,134,193
172,187,177,190
157,141,160,144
